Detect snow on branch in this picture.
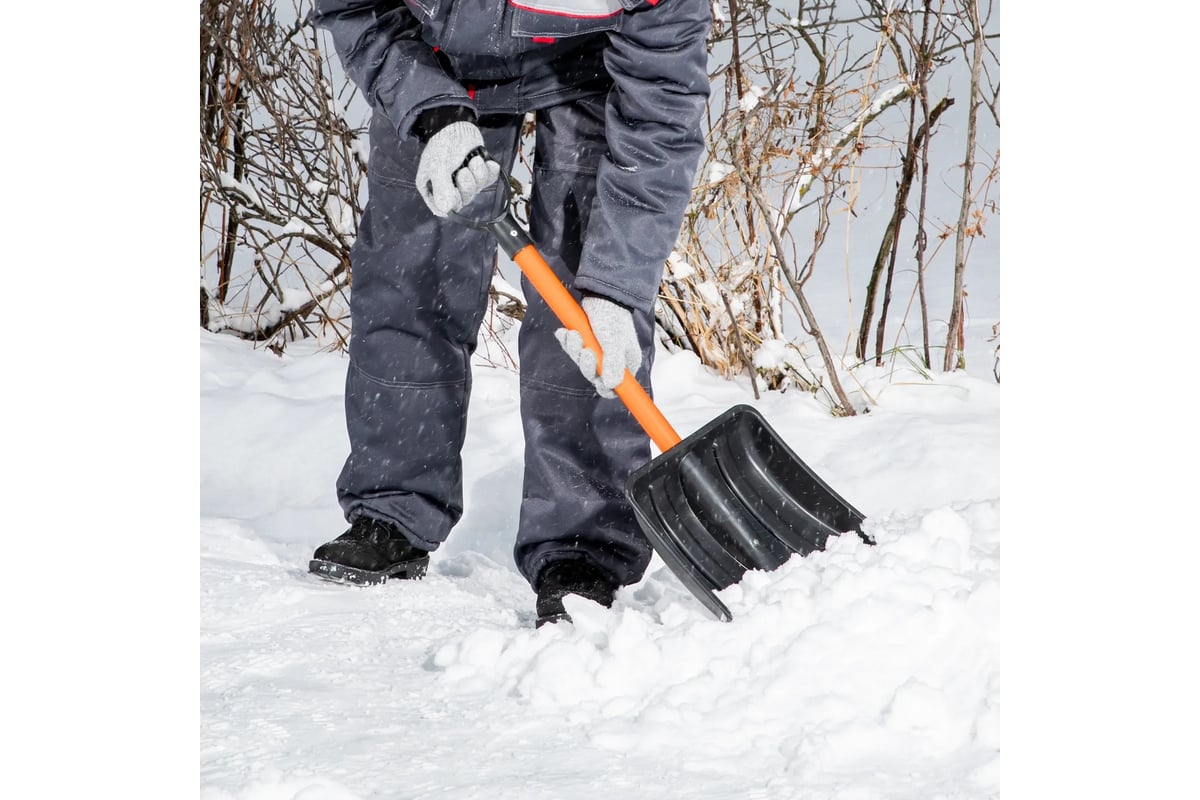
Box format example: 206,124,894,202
784,82,912,218
200,0,366,352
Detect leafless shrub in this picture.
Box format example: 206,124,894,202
661,0,999,413
200,0,364,352
199,0,999,401
942,0,997,372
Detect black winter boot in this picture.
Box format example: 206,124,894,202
535,561,620,628
309,517,430,585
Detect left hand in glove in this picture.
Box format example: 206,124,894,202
554,295,642,398
415,120,500,218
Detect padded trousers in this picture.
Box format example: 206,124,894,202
337,95,655,588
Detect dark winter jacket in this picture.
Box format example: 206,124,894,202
311,0,711,311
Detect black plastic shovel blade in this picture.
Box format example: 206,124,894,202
625,404,866,621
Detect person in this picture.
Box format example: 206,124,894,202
307,0,710,626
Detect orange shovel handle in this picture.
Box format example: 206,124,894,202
511,243,682,453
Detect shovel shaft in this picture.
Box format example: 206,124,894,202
509,241,683,453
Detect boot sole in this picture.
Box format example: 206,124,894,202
308,556,430,586
535,611,572,628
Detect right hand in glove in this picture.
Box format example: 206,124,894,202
554,295,643,399
415,121,500,217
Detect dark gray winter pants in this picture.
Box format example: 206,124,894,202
337,94,655,589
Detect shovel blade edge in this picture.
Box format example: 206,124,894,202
625,404,866,621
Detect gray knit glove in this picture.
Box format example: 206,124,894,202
416,121,500,217
554,296,642,398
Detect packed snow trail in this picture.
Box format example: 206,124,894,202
200,330,1000,799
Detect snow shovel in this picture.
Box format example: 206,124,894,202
452,191,867,622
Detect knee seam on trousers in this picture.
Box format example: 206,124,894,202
349,359,466,390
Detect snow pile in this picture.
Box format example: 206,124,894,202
430,503,999,795
753,337,806,372
200,327,999,798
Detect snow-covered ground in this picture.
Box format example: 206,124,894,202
17,3,1200,797
199,319,1000,799
194,19,1003,796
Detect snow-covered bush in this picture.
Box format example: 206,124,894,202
200,0,364,352
665,0,1000,414
199,0,1000,411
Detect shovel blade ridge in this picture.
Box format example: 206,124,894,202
626,405,866,621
